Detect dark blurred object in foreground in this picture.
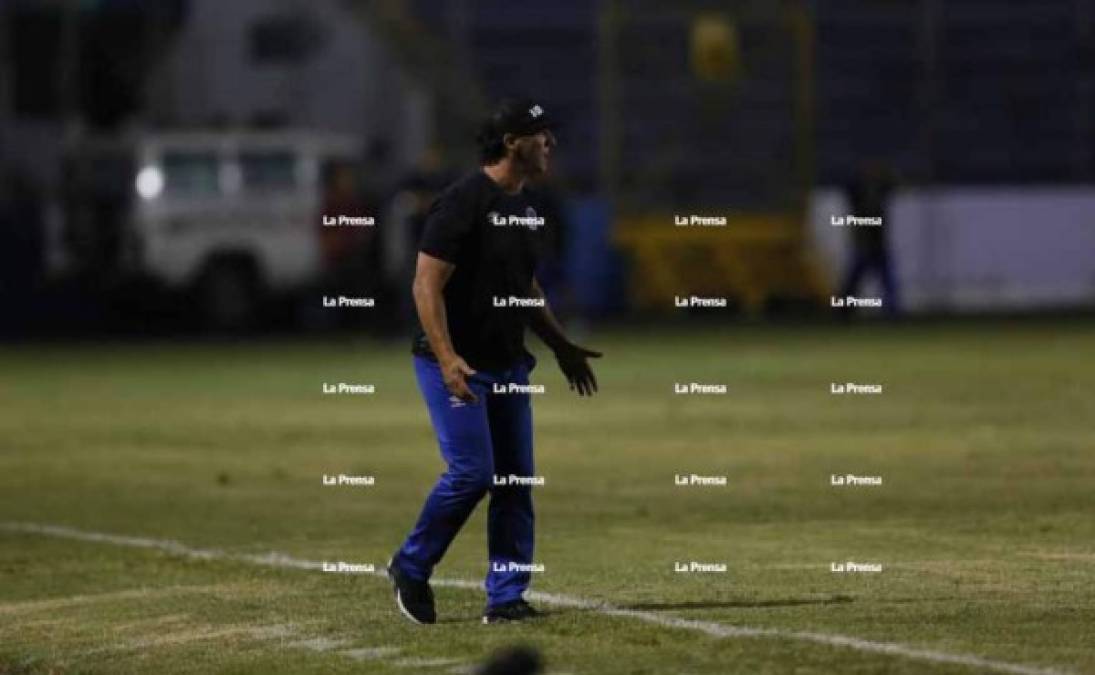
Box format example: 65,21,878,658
475,645,544,675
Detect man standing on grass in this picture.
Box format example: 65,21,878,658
387,98,602,625
840,159,900,313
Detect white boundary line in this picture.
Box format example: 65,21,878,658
1,522,1071,675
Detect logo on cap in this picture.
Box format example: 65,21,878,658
529,104,544,118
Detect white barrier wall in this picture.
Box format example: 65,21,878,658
809,188,1095,312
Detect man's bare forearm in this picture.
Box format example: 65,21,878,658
528,278,570,353
413,274,457,363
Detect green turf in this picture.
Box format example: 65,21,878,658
1,320,1094,674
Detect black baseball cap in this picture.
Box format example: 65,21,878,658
477,98,558,144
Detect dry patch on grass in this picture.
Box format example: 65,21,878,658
1023,551,1095,563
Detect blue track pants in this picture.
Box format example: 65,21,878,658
393,355,536,606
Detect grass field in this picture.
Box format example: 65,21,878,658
2,320,1094,674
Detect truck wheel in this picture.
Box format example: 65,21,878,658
197,261,261,332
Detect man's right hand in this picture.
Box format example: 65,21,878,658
440,355,478,404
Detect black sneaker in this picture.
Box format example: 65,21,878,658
482,599,540,624
387,557,436,625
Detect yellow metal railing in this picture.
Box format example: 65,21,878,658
613,214,829,313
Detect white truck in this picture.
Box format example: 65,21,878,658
48,130,363,329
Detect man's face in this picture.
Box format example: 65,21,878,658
511,129,556,176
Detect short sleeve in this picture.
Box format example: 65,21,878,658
418,185,475,264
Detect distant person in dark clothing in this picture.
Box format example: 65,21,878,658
386,145,459,328
0,171,46,331
840,160,899,313
308,162,378,330
319,162,373,274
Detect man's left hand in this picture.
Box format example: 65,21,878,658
554,342,602,397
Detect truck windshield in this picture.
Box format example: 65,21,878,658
240,151,296,193
163,151,220,196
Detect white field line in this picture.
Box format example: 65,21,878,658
80,625,289,655
341,646,403,661
0,584,237,616
1,522,1070,675
392,657,467,668
285,637,353,652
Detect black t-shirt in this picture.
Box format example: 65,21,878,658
411,170,546,372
